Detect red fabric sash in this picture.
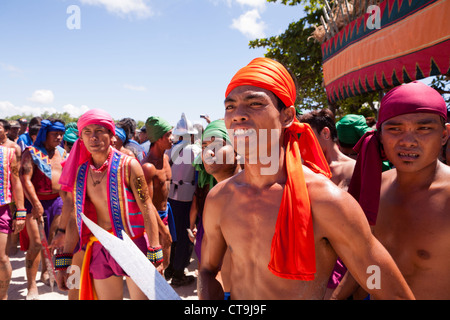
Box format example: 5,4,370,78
268,120,331,280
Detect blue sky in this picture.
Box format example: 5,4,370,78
0,0,305,127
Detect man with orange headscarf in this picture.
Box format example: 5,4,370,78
197,57,414,300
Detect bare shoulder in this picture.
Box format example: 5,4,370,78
128,157,145,176
164,153,170,163
20,148,33,165
437,162,450,189
204,172,241,216
304,166,370,236
304,166,348,209
206,173,238,203
141,161,156,178
381,167,397,184
433,163,450,205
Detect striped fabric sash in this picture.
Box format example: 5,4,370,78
28,145,66,180
75,150,145,244
0,147,14,205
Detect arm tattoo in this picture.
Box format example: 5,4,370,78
134,175,150,203
11,165,19,177
21,164,32,175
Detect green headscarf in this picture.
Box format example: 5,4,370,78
193,119,231,188
63,122,79,144
336,114,372,145
145,116,172,143
201,119,231,144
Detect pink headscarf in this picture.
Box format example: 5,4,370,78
59,109,115,192
348,81,447,225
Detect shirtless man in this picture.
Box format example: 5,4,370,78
299,109,357,298
198,57,414,300
20,118,66,299
113,126,135,158
191,119,241,298
349,81,450,300
336,114,372,160
141,116,174,271
0,119,23,254
299,109,355,191
0,119,22,162
0,145,26,299
56,109,161,300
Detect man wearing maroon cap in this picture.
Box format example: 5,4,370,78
345,81,450,299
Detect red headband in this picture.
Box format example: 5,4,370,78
349,81,447,226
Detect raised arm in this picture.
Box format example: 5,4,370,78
311,178,414,300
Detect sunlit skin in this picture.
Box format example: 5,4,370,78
57,124,162,300
141,129,174,269
380,113,449,173
197,85,414,300
374,113,450,299
201,137,237,181
19,128,65,300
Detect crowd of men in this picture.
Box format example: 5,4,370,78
0,57,449,300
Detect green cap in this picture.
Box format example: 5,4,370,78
145,116,172,143
202,119,231,144
336,114,372,145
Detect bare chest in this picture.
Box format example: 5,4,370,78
85,170,111,228
219,186,334,299
376,188,450,277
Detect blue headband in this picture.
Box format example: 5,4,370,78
115,127,127,143
34,120,66,148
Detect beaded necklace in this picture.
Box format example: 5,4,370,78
89,148,112,173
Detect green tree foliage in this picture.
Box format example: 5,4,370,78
250,9,329,111
250,1,380,119
5,112,79,124
253,0,449,119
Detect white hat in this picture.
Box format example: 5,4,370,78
173,113,198,136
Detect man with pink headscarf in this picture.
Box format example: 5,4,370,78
344,81,450,300
55,109,162,300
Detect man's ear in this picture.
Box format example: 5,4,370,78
320,127,331,140
281,106,296,128
442,123,450,146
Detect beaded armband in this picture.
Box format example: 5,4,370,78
147,245,163,265
54,253,73,271
15,209,27,221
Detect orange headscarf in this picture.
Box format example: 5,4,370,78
226,58,331,280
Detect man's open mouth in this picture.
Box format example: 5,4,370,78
398,152,419,160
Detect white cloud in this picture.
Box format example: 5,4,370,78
62,104,90,117
28,89,55,105
123,84,147,92
79,0,153,19
231,9,266,38
1,63,23,76
209,0,233,7
0,101,58,117
235,0,266,10
0,101,89,118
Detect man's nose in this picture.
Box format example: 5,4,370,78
399,131,418,147
232,105,249,123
